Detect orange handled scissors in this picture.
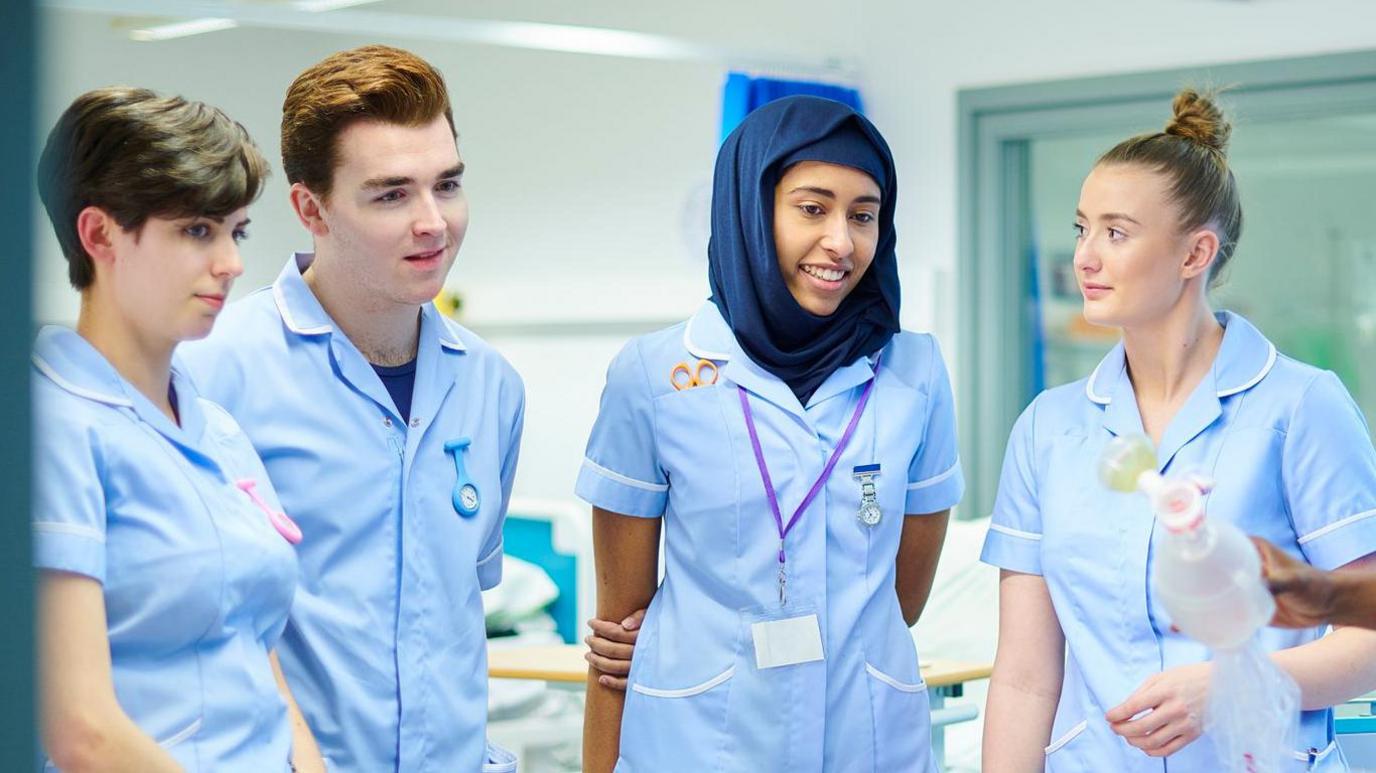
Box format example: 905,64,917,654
671,359,719,390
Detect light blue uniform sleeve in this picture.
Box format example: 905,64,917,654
32,405,108,582
478,373,526,591
979,397,1043,575
905,336,965,515
575,339,668,518
1283,370,1376,570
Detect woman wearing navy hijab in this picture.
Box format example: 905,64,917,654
578,95,963,772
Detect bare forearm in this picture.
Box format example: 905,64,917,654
1332,572,1376,629
43,710,183,773
584,507,660,771
896,511,949,626
898,561,939,627
1271,626,1376,710
982,672,1060,771
986,570,1065,772
583,671,628,773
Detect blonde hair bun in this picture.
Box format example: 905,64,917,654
1164,88,1231,155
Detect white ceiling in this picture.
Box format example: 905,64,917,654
44,0,866,74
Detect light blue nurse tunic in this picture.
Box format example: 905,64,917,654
180,253,525,772
981,312,1376,772
577,301,964,773
32,326,298,771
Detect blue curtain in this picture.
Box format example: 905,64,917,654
720,72,864,144
1027,228,1046,396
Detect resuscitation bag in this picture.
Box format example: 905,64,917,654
1101,435,1301,772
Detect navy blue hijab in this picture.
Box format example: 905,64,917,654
708,96,900,404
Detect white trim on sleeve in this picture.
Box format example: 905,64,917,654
32,521,105,543
907,458,960,491
1296,507,1376,545
988,522,1042,542
581,458,669,492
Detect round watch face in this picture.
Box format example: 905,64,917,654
459,484,480,512
858,502,882,526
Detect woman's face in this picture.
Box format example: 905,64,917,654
1073,163,1200,329
773,161,881,316
103,207,248,344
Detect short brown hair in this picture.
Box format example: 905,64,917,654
280,45,455,199
1097,88,1243,288
36,87,269,290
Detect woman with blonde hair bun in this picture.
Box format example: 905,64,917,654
979,89,1376,771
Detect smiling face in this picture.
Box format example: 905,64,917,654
103,208,248,344
1073,163,1213,329
306,115,467,310
772,161,882,316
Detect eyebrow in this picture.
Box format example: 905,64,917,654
1076,208,1142,226
361,162,466,191
788,186,881,205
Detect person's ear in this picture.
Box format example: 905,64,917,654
289,183,330,237
76,206,120,267
1180,227,1220,281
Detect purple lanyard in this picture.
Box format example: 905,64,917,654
738,360,879,605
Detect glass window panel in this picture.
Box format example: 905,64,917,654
1028,112,1376,424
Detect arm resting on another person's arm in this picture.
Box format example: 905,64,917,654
582,507,661,773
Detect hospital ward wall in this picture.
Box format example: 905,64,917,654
34,3,1376,508
858,0,1376,405
33,5,862,506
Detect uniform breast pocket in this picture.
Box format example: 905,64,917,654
656,388,742,515
1195,427,1289,541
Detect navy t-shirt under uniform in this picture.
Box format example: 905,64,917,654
372,359,417,424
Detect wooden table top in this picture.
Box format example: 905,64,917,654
489,643,992,688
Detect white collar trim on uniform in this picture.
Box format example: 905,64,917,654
273,253,333,336
270,253,465,353
1084,356,1115,405
682,301,734,362
32,353,133,407
273,280,332,336
1216,342,1276,397
434,310,468,352
1084,311,1277,405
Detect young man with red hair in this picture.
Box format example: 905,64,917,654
184,45,524,771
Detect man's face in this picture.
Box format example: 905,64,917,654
312,115,466,310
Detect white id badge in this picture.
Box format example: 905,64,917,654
751,613,825,670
